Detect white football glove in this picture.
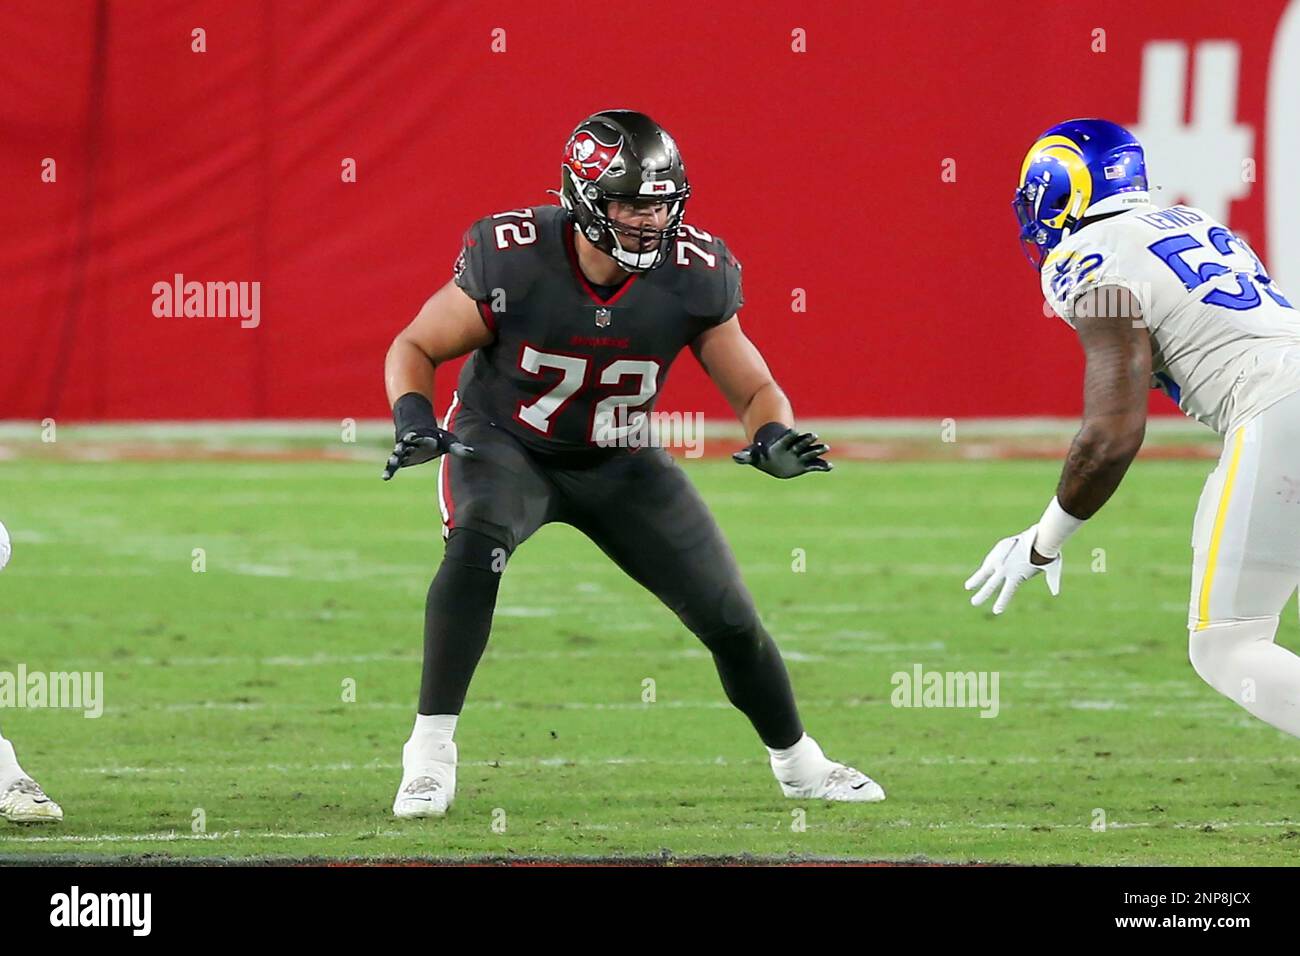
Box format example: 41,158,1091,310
964,524,1062,615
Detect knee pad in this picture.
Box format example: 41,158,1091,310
1188,617,1278,695
443,527,512,573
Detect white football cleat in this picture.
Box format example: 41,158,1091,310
0,777,64,823
777,762,886,803
392,739,457,819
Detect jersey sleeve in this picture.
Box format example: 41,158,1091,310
1040,229,1149,328
682,234,744,330
452,218,492,303
453,208,552,330
719,239,744,323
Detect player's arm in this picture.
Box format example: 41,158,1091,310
691,316,831,478
692,315,792,436
381,280,494,480
965,285,1150,613
1049,285,1151,526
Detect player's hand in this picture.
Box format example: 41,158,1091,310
732,422,831,479
381,428,475,481
964,525,1062,615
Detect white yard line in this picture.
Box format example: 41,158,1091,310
65,752,1300,777
49,638,1211,671
143,700,742,713
3,818,1294,846
79,692,1249,715
45,647,842,669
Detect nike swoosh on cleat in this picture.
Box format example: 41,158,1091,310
850,782,868,790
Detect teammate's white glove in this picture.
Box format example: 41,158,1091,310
964,524,1062,615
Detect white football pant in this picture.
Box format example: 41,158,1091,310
1188,389,1300,736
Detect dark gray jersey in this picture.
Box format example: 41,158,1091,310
451,205,742,457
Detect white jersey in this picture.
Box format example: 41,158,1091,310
1041,204,1300,436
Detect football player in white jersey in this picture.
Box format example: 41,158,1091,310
965,118,1300,739
0,521,63,823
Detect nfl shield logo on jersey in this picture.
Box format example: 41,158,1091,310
595,307,611,328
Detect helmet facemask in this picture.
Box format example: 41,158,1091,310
1012,173,1081,269
562,169,689,271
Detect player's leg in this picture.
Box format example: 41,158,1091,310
394,401,558,818
1187,395,1300,736
562,449,884,802
0,726,62,823
564,450,801,744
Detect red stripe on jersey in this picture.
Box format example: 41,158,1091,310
438,393,461,530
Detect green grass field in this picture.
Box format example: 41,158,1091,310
2,424,1297,864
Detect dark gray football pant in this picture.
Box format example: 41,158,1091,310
419,400,803,748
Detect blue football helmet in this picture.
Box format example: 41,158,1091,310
1013,119,1149,268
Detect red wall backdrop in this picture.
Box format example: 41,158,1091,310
2,0,1295,421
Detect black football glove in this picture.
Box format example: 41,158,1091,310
732,421,832,479
381,393,475,481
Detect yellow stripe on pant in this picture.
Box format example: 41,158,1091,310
1196,426,1247,631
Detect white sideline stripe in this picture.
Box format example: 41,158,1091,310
4,819,1296,845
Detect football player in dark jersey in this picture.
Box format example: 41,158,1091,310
382,110,884,817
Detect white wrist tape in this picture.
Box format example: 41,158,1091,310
1032,497,1085,558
